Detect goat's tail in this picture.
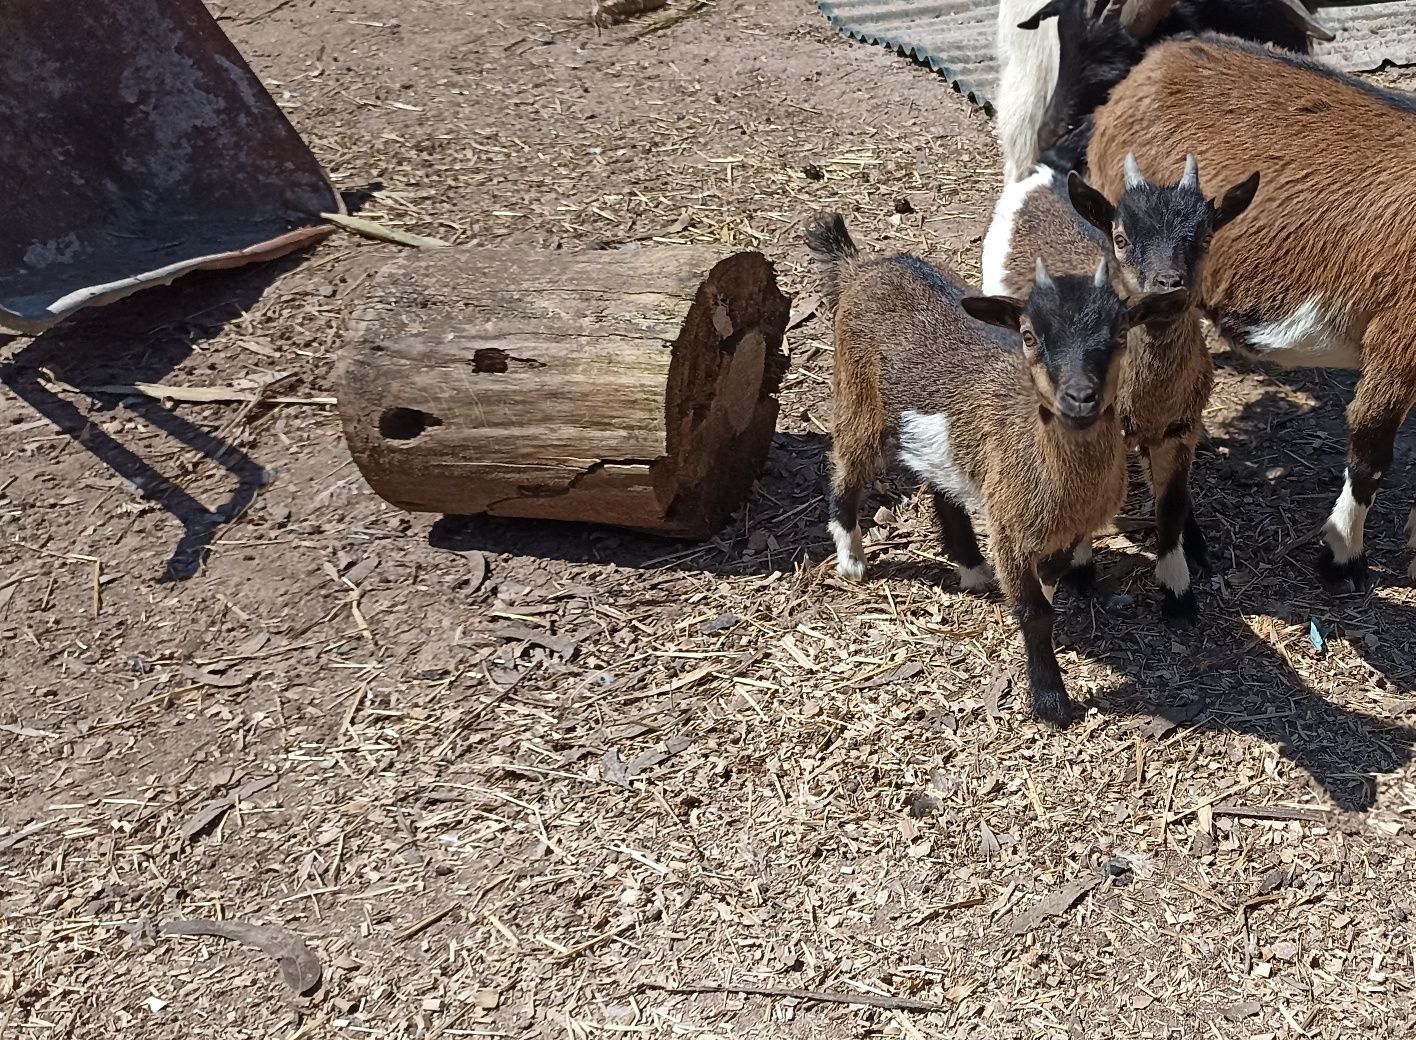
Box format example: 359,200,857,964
804,211,859,309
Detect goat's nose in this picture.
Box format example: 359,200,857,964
1154,271,1185,291
1061,386,1098,410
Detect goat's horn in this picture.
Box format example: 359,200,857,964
1035,257,1054,288
1117,0,1178,39
1180,154,1199,189
1124,152,1146,189
1272,0,1335,42
1094,257,1109,287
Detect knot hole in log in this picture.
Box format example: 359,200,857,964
380,407,443,441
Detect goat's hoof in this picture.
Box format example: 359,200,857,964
1031,687,1074,731
957,563,995,593
1062,562,1097,598
835,558,868,581
1161,588,1200,625
1316,547,1370,594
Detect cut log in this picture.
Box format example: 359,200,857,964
336,245,790,539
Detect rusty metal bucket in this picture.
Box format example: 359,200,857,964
0,0,342,334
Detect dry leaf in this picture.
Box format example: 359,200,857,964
602,748,633,789
983,669,1009,719
488,623,578,659
1007,875,1104,935
1223,999,1262,1022
978,819,1001,860
161,919,322,994
182,667,250,690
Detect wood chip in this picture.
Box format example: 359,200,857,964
322,211,451,248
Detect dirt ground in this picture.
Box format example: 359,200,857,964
3,1,1416,1037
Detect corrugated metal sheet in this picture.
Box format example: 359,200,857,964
818,0,1416,113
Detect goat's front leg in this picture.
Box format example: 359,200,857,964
931,491,993,591
1062,534,1096,596
1146,438,1200,622
1319,345,1416,592
995,535,1072,730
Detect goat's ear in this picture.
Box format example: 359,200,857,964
1018,0,1067,30
1126,288,1188,327
1210,172,1260,232
962,294,1025,332
1067,172,1115,236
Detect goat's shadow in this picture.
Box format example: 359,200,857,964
434,420,1413,812
0,187,384,581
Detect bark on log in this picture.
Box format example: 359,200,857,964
336,245,789,539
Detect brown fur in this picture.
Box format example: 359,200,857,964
1090,37,1416,344
1089,36,1416,587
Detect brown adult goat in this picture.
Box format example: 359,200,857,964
1089,36,1416,591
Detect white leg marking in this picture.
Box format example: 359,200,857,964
958,563,995,592
1071,538,1093,568
1323,470,1369,565
994,6,1058,182
1041,582,1057,605
980,165,1055,297
829,519,866,579
1406,504,1416,550
1155,546,1190,595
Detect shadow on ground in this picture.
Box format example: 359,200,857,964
0,257,311,581
435,399,1416,812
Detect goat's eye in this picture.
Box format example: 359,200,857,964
1113,233,1129,250
1021,329,1038,349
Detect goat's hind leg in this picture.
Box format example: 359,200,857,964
827,470,867,579
1061,534,1096,596
1319,338,1416,592
932,491,993,591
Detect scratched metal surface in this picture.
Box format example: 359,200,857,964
0,0,342,333
818,0,1416,114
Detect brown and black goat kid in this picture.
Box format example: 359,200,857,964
806,213,1185,727
981,154,1258,619
1089,37,1416,591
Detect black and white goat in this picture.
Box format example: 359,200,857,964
995,0,1331,182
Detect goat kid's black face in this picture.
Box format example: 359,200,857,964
963,266,1187,431
1068,160,1261,298
1021,0,1143,153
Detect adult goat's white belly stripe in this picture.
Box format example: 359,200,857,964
1241,295,1363,369
897,410,986,516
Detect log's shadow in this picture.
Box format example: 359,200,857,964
429,430,833,574
0,258,308,580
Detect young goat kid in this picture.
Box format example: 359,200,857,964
1088,36,1416,590
807,213,1185,726
981,153,1259,618
996,0,1329,182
